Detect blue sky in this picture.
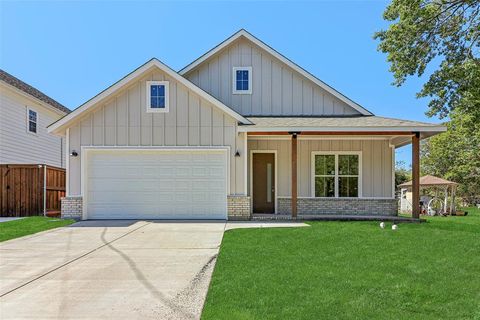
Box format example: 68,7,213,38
0,1,439,166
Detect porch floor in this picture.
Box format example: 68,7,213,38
252,214,425,223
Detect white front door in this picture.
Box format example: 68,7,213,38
83,148,228,220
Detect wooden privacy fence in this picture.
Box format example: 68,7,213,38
0,164,66,217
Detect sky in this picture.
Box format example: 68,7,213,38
0,0,441,166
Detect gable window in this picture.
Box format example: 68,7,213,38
27,108,37,134
146,81,169,113
312,152,361,198
232,67,252,94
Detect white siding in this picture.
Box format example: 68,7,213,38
0,84,65,167
185,38,361,117
66,67,247,196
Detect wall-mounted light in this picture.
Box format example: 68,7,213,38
235,150,241,157
70,150,78,157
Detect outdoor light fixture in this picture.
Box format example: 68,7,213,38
70,150,78,157
235,150,241,157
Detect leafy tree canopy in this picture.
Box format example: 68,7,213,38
421,109,480,203
375,0,480,119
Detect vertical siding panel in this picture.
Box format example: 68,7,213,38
92,107,104,146
104,100,115,146
271,61,282,114
139,78,152,146
282,68,293,115
209,57,220,99
230,44,242,113
302,83,313,115
312,88,323,115
224,125,236,193
128,83,141,146
188,92,200,145
261,54,272,115
218,51,230,107
116,93,128,146
240,42,252,115
292,75,303,115
69,124,81,195
251,48,262,115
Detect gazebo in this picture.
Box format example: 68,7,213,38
399,175,458,215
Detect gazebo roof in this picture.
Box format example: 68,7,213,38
399,175,458,188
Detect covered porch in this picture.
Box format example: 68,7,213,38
240,116,447,220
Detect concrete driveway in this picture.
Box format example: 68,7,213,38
0,220,226,320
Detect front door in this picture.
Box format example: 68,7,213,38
252,153,275,213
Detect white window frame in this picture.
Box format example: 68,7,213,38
146,81,169,113
26,107,38,135
311,151,362,198
232,67,252,95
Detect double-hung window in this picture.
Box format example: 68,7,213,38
27,108,37,134
232,67,252,94
313,152,361,197
146,81,169,113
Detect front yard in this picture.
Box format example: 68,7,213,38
0,216,74,242
202,208,480,319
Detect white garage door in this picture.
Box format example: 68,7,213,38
84,149,228,220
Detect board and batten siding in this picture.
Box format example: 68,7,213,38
67,67,247,196
248,139,394,198
0,85,65,168
185,38,361,117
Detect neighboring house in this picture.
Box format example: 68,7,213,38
48,30,446,220
0,70,70,167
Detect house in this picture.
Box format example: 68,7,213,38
0,70,70,217
48,30,446,220
0,69,70,167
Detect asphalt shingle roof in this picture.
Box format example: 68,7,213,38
0,69,70,114
243,116,442,129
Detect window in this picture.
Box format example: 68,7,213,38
146,81,169,113
232,67,252,94
312,153,361,198
27,108,37,134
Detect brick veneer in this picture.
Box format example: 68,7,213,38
61,196,83,220
277,197,398,216
227,196,251,220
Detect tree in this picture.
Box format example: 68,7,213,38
374,0,480,120
421,109,480,203
395,160,412,189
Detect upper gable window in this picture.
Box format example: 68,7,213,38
232,67,252,94
146,81,169,113
27,108,37,134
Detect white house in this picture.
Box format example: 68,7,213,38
1,70,70,168
48,30,446,220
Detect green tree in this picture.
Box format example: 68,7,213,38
395,160,412,189
421,109,480,203
374,0,480,120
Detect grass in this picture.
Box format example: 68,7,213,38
202,207,480,320
0,216,75,242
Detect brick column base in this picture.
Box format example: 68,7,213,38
61,196,83,220
227,196,251,220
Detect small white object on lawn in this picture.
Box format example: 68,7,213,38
380,222,385,229
392,224,398,230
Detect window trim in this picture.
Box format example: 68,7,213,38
146,81,169,113
232,67,252,95
26,107,38,135
311,151,362,198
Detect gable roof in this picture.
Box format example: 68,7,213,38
0,69,70,114
48,58,251,134
179,29,373,116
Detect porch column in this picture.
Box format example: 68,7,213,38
412,132,420,218
291,132,298,218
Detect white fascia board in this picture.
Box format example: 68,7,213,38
179,29,374,116
48,59,250,134
237,126,447,133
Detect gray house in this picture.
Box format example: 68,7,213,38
49,30,445,220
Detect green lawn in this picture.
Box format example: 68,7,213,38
202,207,480,319
0,216,75,242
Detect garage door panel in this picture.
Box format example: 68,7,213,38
85,149,227,220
